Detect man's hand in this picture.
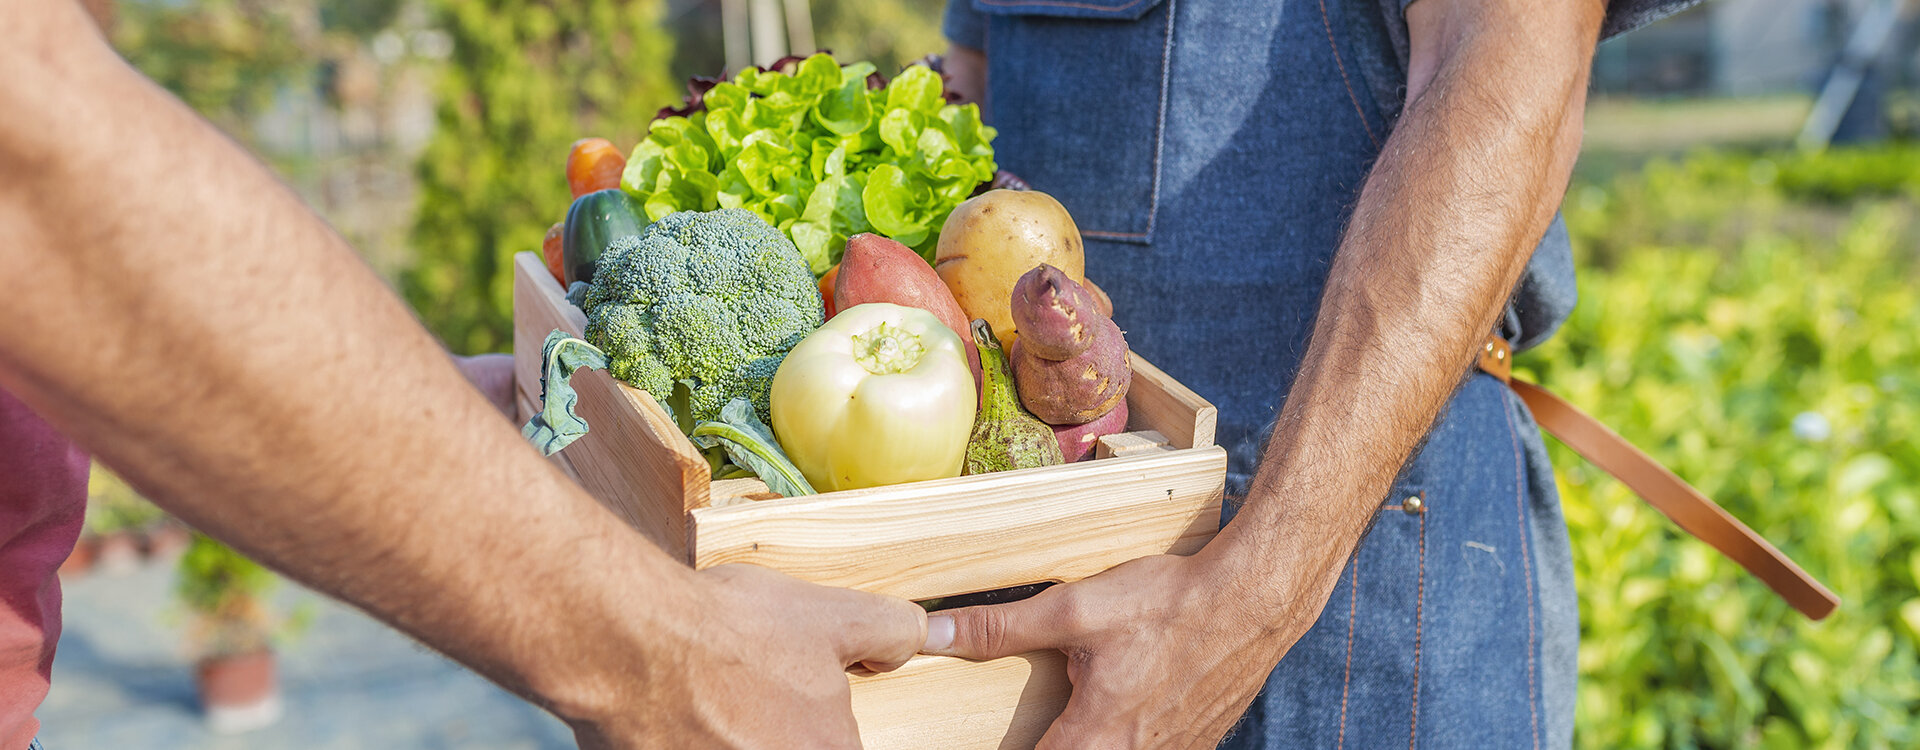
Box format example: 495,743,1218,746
0,4,918,746
453,353,515,418
923,553,1303,748
571,564,925,749
923,0,1604,745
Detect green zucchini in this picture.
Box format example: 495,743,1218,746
562,189,648,285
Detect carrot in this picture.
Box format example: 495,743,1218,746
818,264,840,319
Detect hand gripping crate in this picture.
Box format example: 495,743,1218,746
510,252,1226,748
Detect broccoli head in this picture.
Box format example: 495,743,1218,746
581,209,824,423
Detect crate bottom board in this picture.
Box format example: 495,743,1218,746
851,650,1067,750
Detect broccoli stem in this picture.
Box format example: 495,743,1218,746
688,420,816,497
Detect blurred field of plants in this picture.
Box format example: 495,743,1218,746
1537,145,1920,748
89,0,1920,746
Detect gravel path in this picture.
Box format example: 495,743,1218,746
37,563,572,749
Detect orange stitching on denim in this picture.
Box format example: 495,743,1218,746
1408,505,1426,749
1317,0,1380,149
1337,559,1358,749
1501,392,1541,749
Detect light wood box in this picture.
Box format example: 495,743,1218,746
509,252,1225,748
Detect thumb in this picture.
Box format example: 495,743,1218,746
826,588,928,673
921,593,1062,661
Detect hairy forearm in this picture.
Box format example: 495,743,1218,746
0,3,689,719
1209,1,1603,608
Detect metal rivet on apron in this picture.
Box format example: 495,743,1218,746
1403,495,1425,514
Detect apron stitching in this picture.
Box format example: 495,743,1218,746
1336,558,1358,750
1141,0,1177,241
1316,0,1381,149
1407,509,1426,749
1501,390,1542,749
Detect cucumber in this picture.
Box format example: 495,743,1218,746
562,189,648,285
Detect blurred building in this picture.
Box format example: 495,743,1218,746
1594,0,1911,95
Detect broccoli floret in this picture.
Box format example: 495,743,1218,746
581,208,824,423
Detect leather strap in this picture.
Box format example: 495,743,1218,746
1480,338,1840,620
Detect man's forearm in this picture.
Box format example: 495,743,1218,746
1209,0,1604,609
0,3,691,721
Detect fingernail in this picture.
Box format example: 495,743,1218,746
924,615,954,652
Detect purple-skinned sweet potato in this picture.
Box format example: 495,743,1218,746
1009,318,1130,425
1009,264,1100,361
1052,399,1129,462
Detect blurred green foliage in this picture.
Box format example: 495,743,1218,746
83,462,166,536
1537,145,1920,748
111,0,315,135
812,0,946,73
176,532,312,657
404,0,675,354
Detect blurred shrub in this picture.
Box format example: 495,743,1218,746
405,0,675,353
111,0,315,134
1534,145,1920,748
84,462,166,536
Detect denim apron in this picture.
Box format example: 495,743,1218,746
931,0,1703,744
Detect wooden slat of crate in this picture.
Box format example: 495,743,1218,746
1096,430,1173,459
511,252,1227,749
513,253,709,556
848,652,1069,750
689,446,1225,601
1125,355,1216,450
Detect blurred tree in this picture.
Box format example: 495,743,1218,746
406,0,676,353
110,0,318,136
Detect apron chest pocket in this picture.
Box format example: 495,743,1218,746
975,0,1173,242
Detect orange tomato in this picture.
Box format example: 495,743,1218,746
566,138,627,197
541,222,566,285
819,264,841,319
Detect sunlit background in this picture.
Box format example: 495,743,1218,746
45,0,1920,747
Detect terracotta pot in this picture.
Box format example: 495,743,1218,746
58,536,99,578
142,521,192,562
195,650,282,733
94,531,141,575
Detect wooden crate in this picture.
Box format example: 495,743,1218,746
510,252,1225,748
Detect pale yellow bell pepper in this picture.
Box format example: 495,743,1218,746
770,303,977,491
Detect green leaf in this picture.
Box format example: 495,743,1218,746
885,64,944,114
878,109,920,157
788,220,834,275
522,330,612,456
688,398,816,498
790,54,842,95
863,164,929,249
813,74,873,137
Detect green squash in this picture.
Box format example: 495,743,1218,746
562,189,648,285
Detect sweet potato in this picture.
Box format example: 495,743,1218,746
1081,277,1115,318
834,233,981,387
1011,264,1099,361
1052,400,1128,462
1008,320,1129,425
1008,264,1131,424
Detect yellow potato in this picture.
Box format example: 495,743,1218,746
934,190,1085,347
